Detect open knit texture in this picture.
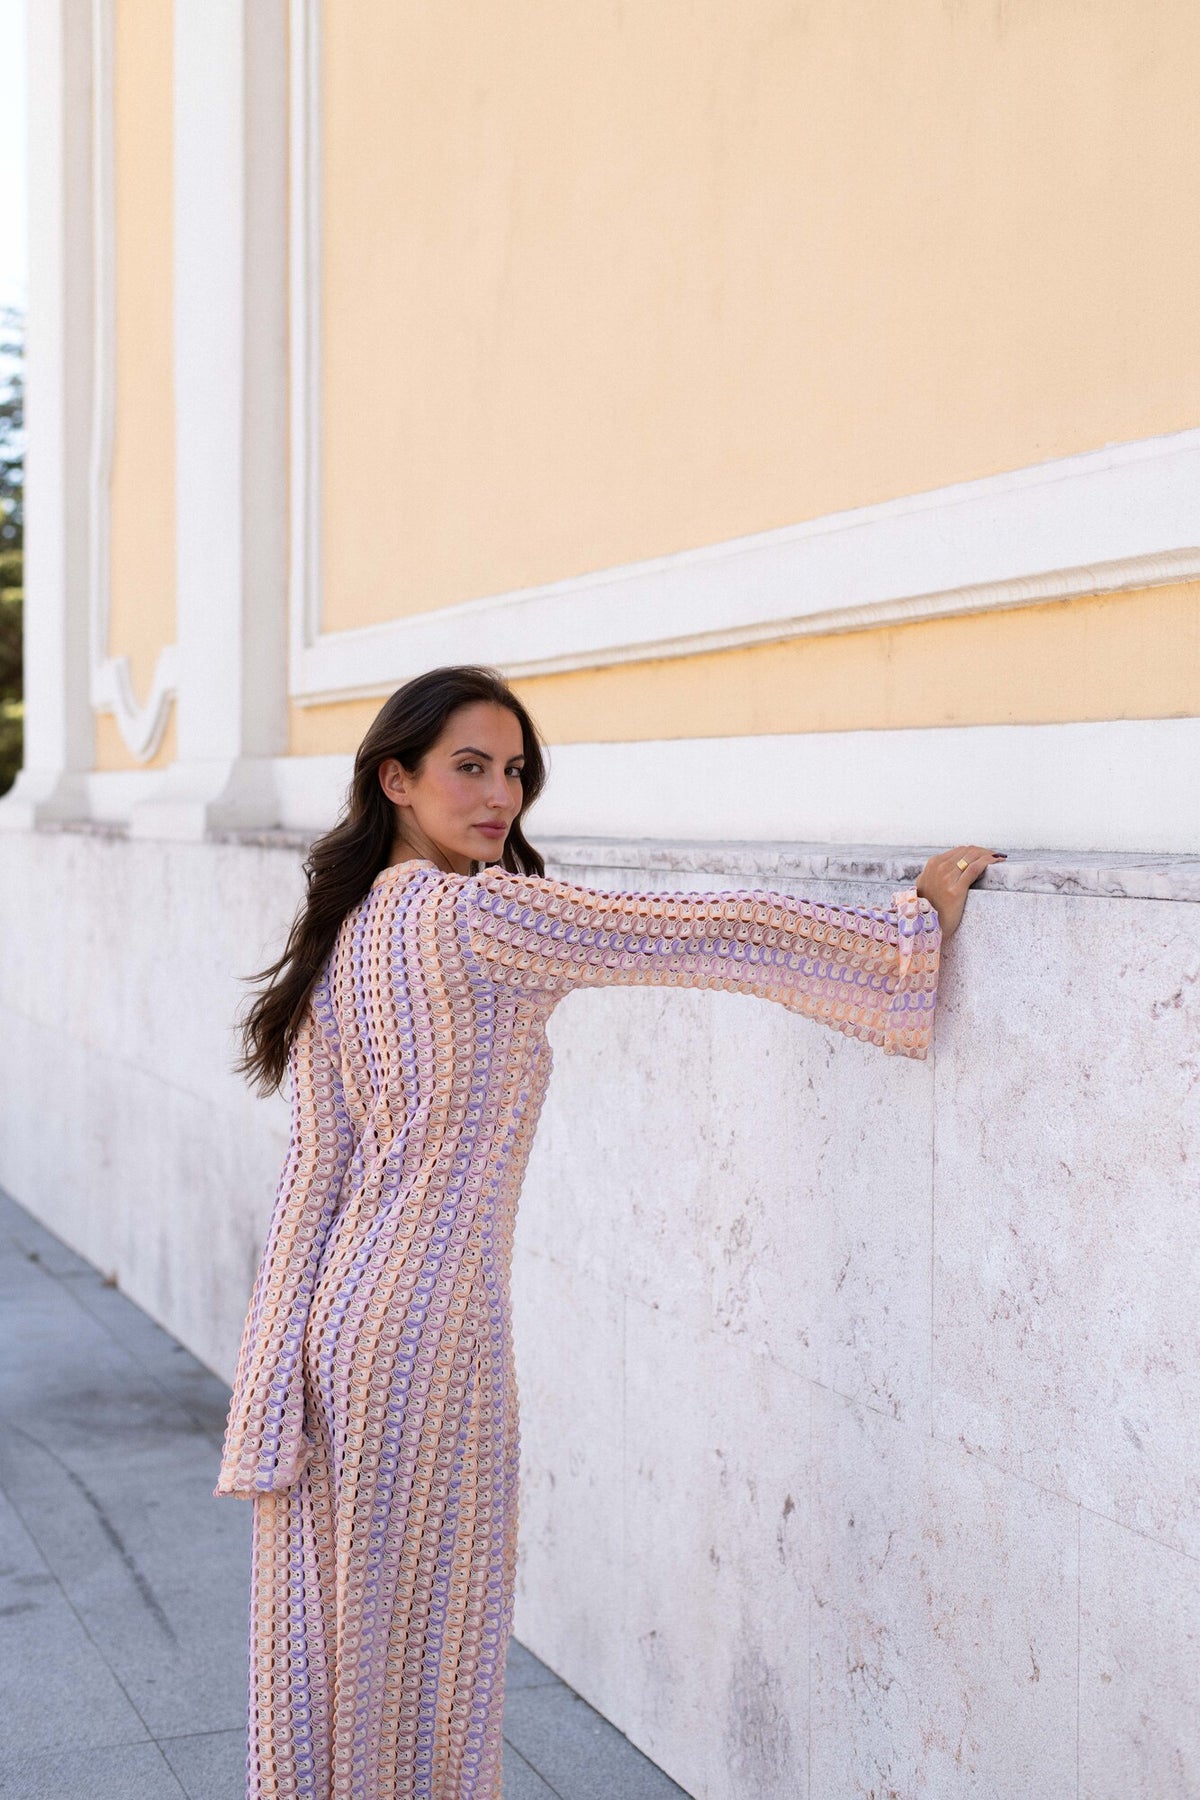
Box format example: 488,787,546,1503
217,859,941,1799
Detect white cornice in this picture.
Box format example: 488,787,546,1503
524,719,1200,859
65,715,1200,855
86,0,177,762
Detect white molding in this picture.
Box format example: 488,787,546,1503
62,716,1200,854
285,0,1200,702
86,0,177,762
522,720,1200,858
288,0,321,699
82,767,167,821
282,716,1196,853
288,424,1200,701
272,750,350,831
90,643,179,761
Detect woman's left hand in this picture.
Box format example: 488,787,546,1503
916,844,1006,942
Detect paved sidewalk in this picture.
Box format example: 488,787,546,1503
0,1188,687,1800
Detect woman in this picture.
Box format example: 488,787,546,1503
217,663,1001,1800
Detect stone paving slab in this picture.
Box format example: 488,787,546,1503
502,1685,690,1800
0,1486,153,1758
0,1741,189,1800
0,1190,689,1799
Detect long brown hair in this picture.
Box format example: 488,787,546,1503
237,665,547,1094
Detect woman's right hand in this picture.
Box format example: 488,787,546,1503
915,844,1006,941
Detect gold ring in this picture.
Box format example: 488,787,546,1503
956,857,969,871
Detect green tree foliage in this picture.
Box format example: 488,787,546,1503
0,304,23,797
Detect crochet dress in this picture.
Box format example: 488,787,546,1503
216,857,941,1800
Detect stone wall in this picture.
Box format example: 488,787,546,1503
0,827,304,1378
1,826,1197,1798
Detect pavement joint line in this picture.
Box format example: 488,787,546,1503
502,1682,611,1800
501,1736,569,1800
150,1727,246,1745
0,1731,164,1756
146,1739,193,1799
0,1420,176,1756
14,1225,232,1448
6,1416,181,1647
0,1468,164,1753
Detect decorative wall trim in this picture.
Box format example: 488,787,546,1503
90,642,178,761
288,0,322,703
71,715,1200,856
521,718,1200,858
293,524,1200,704
87,0,177,762
285,0,1200,703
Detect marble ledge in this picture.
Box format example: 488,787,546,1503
537,837,1200,904
34,819,308,853
26,822,1200,902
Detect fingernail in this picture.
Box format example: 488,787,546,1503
994,853,1007,860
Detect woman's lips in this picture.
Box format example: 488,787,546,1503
474,823,507,836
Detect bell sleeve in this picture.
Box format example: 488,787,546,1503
460,866,941,1060
215,984,360,1498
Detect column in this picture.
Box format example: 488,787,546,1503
0,0,95,830
129,0,288,838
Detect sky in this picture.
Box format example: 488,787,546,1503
0,0,27,315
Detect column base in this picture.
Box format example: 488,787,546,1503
0,769,93,830
127,756,281,840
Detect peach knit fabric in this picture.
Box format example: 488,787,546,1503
217,858,941,1799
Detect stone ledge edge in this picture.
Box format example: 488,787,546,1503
25,822,1200,901
536,838,1200,903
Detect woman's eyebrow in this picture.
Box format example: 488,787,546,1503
451,746,524,761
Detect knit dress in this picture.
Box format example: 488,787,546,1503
216,856,941,1800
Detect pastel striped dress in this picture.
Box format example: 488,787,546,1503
216,857,941,1800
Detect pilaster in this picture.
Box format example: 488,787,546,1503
128,0,288,839
0,0,95,829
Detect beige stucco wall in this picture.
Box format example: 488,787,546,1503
319,0,1200,635
288,580,1200,756
87,2,1200,772
97,0,177,773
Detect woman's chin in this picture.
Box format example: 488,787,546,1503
471,833,509,858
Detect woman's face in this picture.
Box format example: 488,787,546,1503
378,701,527,872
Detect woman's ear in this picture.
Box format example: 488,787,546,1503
377,758,411,807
